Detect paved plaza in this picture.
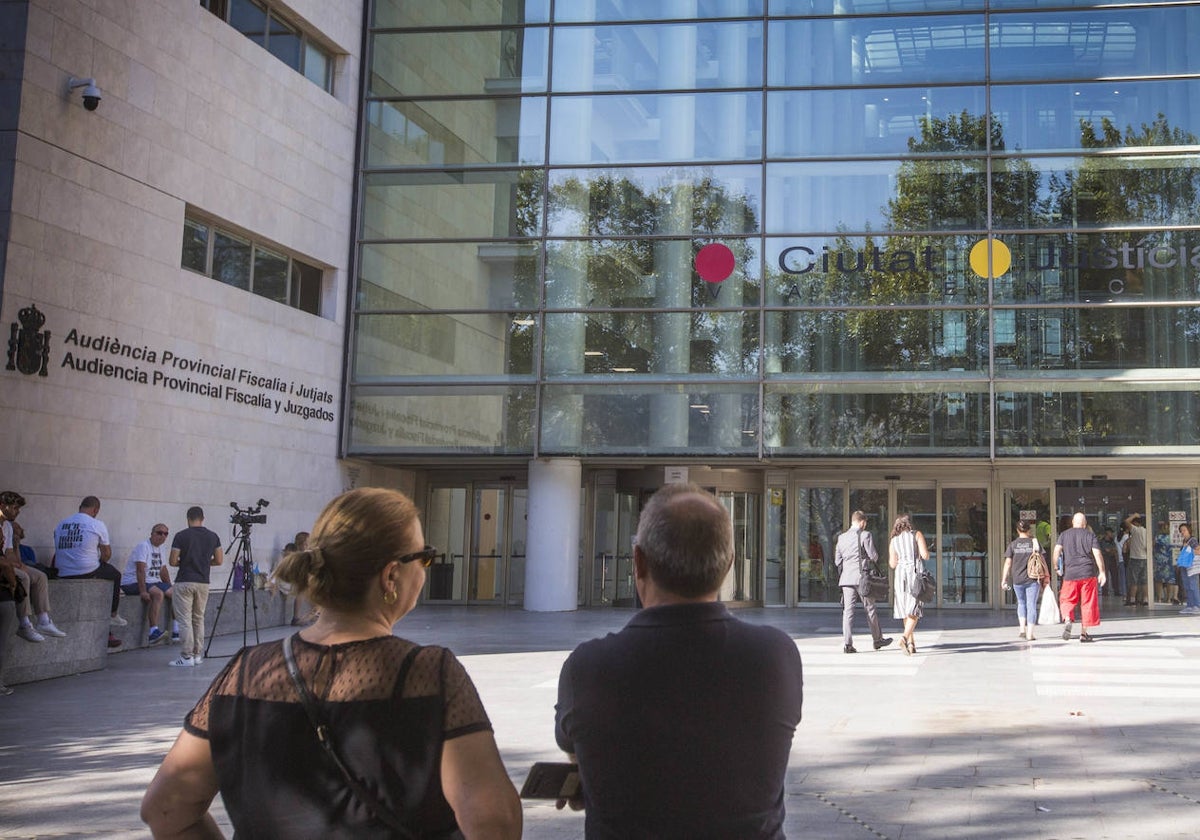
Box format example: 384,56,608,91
1,605,1198,839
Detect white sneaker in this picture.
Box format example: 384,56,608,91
193,656,204,665
17,625,45,643
168,655,196,667
109,614,128,627
36,620,66,638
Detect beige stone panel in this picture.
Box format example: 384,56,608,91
10,163,44,220
37,178,85,235
7,212,47,251
24,2,54,59
49,13,95,77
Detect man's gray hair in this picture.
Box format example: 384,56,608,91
635,483,733,598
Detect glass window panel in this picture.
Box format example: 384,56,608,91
540,383,759,455
764,309,988,374
994,232,1200,305
181,218,210,273
304,41,331,90
267,13,302,70
768,87,988,159
369,29,548,97
992,155,1200,230
362,169,543,240
994,386,1200,453
993,306,1200,372
796,486,844,604
229,0,267,46
359,242,540,310
212,230,252,290
290,260,322,315
768,15,987,88
373,0,550,27
555,0,764,22
766,160,988,234
551,21,763,92
366,98,546,168
542,311,759,378
348,387,535,454
939,487,989,605
764,235,986,305
550,92,761,165
989,7,1200,82
547,166,761,237
763,383,990,455
771,0,985,14
252,245,288,303
990,0,1182,7
355,313,536,379
546,238,760,309
990,80,1200,156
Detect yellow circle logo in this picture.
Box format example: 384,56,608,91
969,239,1011,278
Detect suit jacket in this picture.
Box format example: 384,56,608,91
835,526,878,588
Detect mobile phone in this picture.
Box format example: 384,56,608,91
519,761,582,800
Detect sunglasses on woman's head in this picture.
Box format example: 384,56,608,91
397,545,438,567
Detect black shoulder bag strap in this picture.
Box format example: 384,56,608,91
282,633,416,840
858,531,877,575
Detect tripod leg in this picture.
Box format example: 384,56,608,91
203,538,241,659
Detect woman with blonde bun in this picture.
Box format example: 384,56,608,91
142,487,521,840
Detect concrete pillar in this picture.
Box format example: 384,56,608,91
524,458,582,611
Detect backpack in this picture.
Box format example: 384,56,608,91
1026,540,1049,580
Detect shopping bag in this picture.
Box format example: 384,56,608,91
1037,583,1061,625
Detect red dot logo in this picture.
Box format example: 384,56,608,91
695,243,735,283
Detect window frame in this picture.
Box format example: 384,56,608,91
202,0,335,93
181,213,325,317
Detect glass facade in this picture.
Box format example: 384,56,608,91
350,1,1200,459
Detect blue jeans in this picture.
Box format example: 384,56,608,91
1014,580,1041,624
1183,572,1200,609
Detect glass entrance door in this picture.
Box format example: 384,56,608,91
718,491,761,603
425,483,526,604
795,487,844,604
425,487,466,602
1150,486,1197,606
590,485,638,606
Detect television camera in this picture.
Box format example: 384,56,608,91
230,498,269,529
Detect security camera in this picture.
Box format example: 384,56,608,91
68,76,102,111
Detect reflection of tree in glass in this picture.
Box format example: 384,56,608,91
1052,114,1200,230
544,172,759,369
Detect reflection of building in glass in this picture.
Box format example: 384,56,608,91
353,2,1200,462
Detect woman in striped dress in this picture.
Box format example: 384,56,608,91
889,514,930,655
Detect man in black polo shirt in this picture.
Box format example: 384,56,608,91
555,483,804,839
167,506,223,667
1053,511,1107,643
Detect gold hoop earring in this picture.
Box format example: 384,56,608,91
383,589,398,605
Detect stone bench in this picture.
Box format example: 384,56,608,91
5,578,294,685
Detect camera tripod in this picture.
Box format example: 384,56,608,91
203,523,260,658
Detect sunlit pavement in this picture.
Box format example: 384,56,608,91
2,604,1198,839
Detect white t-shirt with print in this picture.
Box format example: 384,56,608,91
52,512,111,576
121,538,169,587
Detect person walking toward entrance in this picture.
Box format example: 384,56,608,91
1053,512,1107,643
835,511,892,654
889,514,929,655
1124,513,1149,606
1177,523,1200,615
1001,521,1047,641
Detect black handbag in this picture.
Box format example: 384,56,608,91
857,533,890,602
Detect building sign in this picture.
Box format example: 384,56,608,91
5,305,335,424
664,466,689,484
